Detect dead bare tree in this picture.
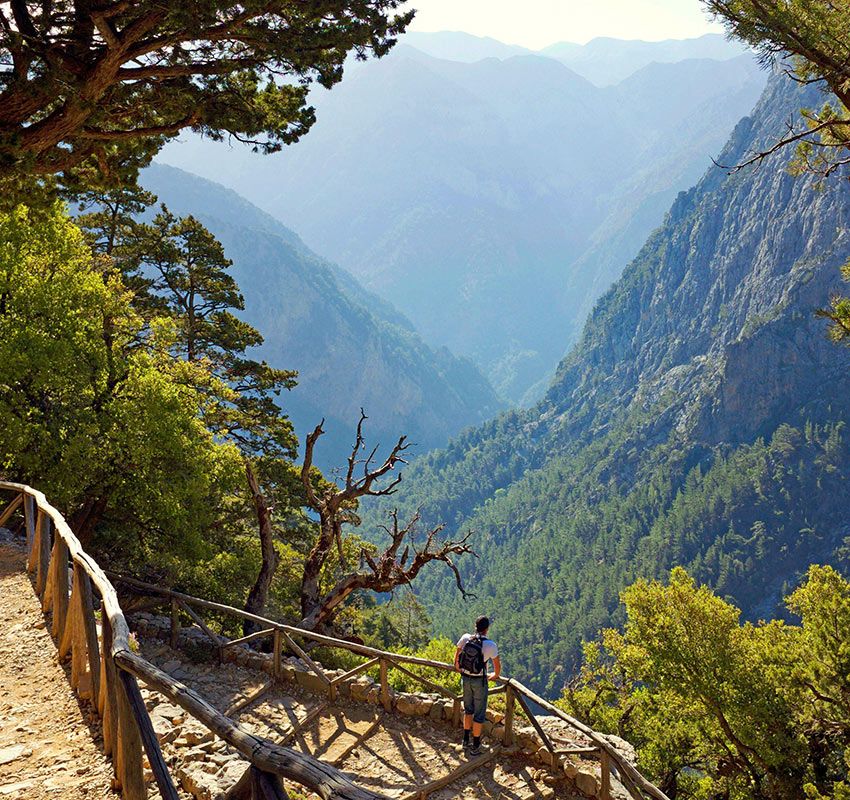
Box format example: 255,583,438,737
298,410,475,633
242,461,279,637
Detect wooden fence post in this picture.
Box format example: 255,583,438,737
59,563,79,662
100,616,119,760
77,565,101,703
599,751,612,800
115,664,146,800
26,502,38,575
66,570,88,692
50,537,70,640
170,598,180,648
273,629,282,681
36,512,51,597
24,495,37,567
117,669,181,800
503,685,515,746
379,659,391,712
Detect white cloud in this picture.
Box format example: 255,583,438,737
401,0,725,49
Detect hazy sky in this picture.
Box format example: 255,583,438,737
403,0,725,49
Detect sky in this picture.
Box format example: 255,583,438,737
403,0,725,49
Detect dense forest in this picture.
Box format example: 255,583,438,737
362,68,850,695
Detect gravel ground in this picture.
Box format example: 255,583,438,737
0,544,116,799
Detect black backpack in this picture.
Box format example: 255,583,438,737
458,633,485,674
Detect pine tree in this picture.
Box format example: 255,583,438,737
126,206,298,460
0,2,413,189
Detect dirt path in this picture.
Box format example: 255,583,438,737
136,637,583,800
0,544,115,799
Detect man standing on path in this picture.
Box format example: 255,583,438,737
455,615,501,755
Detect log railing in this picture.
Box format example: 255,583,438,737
0,482,384,800
106,577,671,800
0,481,670,800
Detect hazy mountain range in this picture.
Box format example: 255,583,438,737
361,73,850,693
405,31,748,86
159,33,767,404
140,163,502,471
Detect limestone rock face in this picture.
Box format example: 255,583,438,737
368,72,850,693
547,74,850,445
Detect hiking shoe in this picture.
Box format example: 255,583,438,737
462,737,471,749
469,743,482,756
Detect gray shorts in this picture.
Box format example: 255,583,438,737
462,673,488,724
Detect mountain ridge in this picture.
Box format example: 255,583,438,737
401,31,748,85
360,73,850,694
140,163,503,469
159,42,766,402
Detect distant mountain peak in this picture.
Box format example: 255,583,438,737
399,30,531,63
401,30,748,86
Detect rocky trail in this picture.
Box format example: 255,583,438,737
0,532,619,800
0,545,115,799
137,636,583,800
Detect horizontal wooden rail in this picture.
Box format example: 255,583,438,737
0,483,387,800
107,571,670,800
2,481,669,800
224,627,275,649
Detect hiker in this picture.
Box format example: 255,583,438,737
455,615,501,754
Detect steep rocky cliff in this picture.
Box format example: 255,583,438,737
363,74,850,694
546,73,850,446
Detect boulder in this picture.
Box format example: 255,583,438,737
350,677,374,702
295,669,330,694
364,686,381,706
575,769,600,797
395,693,421,715
179,766,213,800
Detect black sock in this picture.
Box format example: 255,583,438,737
473,736,481,749
463,729,470,743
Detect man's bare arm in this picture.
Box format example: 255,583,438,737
489,655,501,681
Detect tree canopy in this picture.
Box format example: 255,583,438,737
0,0,412,186
703,0,849,177
0,203,243,554
560,566,850,800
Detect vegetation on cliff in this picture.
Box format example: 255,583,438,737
361,70,850,694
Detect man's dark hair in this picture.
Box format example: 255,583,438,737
475,616,490,633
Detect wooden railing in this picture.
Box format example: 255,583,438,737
109,576,670,800
0,482,671,800
0,482,383,800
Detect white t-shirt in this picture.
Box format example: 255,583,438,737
456,633,499,676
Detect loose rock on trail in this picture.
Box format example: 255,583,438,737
0,532,600,800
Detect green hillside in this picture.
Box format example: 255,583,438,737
363,74,850,695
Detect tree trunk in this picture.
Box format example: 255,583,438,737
299,573,361,632
299,516,336,624
243,462,278,637
69,495,108,546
